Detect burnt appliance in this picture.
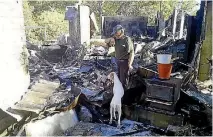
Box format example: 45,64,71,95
143,77,182,112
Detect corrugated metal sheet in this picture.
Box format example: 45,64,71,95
12,79,60,114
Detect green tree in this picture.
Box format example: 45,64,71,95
23,0,39,43
23,0,199,44
28,1,77,15
35,10,68,41
23,1,76,44
84,1,198,27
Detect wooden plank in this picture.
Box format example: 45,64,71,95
0,109,9,120
0,109,16,134
6,108,31,121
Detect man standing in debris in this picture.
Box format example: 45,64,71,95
106,25,135,89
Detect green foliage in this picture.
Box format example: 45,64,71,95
35,10,68,41
23,0,199,44
20,45,29,74
28,1,77,15
23,1,38,43
83,0,198,27
23,0,73,44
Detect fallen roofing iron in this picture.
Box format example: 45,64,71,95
11,79,59,114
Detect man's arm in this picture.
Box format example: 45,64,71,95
127,37,134,68
88,39,108,47
87,38,115,48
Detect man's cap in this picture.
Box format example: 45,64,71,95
111,25,124,36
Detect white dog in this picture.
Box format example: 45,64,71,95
107,72,124,127
25,109,78,136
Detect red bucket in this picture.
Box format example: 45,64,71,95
157,63,173,79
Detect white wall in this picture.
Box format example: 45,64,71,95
0,0,30,111
79,5,90,44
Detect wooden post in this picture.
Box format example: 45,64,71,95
172,9,178,40
198,1,212,81
179,10,185,39
99,1,103,36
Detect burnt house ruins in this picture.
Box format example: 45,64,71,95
0,1,212,136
